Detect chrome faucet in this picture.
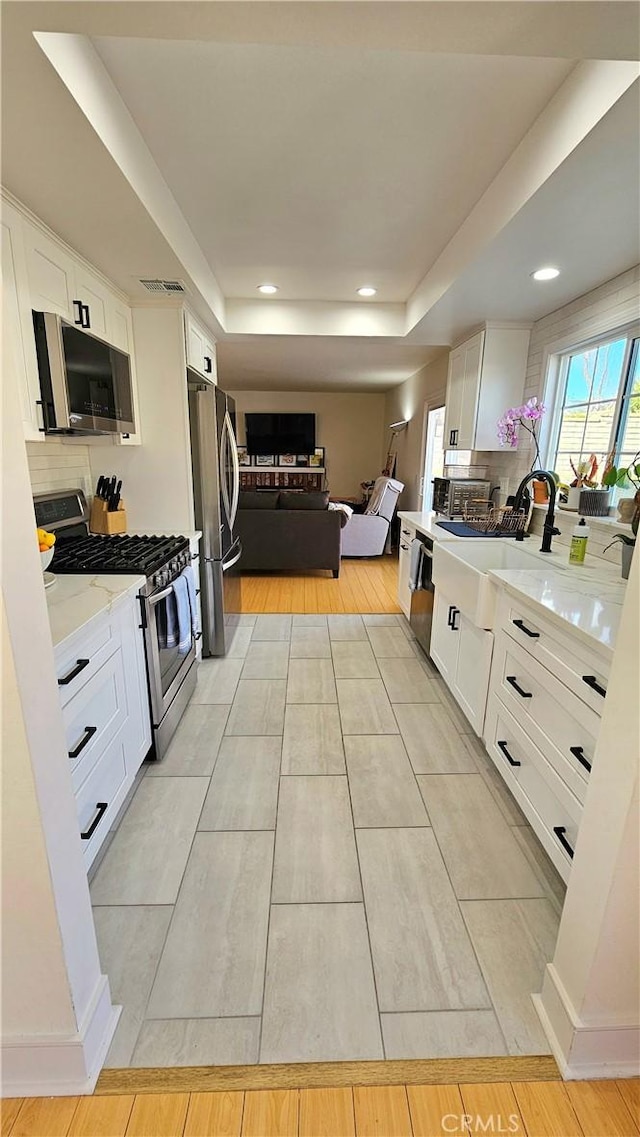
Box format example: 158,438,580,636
513,470,561,553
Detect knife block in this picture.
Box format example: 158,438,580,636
90,496,127,535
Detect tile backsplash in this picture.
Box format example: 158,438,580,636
26,441,93,498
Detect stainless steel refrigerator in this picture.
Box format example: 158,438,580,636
188,377,242,656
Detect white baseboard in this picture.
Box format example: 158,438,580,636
1,974,120,1097
533,966,640,1080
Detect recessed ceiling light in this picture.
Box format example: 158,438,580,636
531,267,560,281
258,283,278,294
357,286,377,297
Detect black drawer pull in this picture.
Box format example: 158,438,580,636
506,675,532,698
58,658,90,686
582,674,606,698
68,725,97,759
497,740,521,767
80,802,108,840
195,632,202,641
553,825,574,859
512,619,540,639
570,745,592,773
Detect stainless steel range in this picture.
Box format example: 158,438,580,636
34,488,197,758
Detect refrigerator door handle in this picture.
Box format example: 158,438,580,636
225,411,241,530
222,542,242,573
219,415,232,531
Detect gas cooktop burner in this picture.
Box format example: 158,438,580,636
51,534,189,577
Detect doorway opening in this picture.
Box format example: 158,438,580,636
420,404,446,512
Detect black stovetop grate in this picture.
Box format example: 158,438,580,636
51,534,188,576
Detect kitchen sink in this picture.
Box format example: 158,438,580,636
432,540,568,629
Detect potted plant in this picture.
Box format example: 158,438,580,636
566,453,599,510
602,451,640,533
497,398,547,498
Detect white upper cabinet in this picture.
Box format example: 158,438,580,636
23,223,77,321
443,326,531,452
5,195,141,444
185,310,217,382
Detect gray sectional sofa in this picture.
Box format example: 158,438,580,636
236,491,344,576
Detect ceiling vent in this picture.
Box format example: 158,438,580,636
139,278,186,294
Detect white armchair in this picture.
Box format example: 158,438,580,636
340,477,404,557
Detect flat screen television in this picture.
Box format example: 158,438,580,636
245,413,316,456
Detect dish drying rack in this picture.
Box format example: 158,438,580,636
462,499,528,535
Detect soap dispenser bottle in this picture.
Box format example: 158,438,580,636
569,518,589,565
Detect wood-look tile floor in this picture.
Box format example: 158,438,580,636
4,1077,638,1136
87,613,568,1073
239,557,402,614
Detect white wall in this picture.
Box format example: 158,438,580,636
232,389,387,499
384,353,449,509
88,307,196,533
1,325,117,1093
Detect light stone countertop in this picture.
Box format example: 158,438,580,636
45,573,145,648
488,567,627,658
397,511,462,540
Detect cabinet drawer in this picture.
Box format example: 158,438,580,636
501,598,610,715
493,633,598,801
76,730,128,864
55,612,120,707
65,648,128,789
486,697,581,881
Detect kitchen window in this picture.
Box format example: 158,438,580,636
549,328,640,489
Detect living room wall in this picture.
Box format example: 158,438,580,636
232,390,386,498
384,352,449,509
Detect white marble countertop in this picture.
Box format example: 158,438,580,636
398,511,462,540
45,573,145,648
488,567,626,658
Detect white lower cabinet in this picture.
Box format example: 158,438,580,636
484,590,610,883
431,589,493,735
55,593,151,868
397,522,416,617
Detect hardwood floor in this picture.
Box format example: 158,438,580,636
3,1078,638,1136
239,557,401,614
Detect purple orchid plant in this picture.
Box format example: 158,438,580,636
497,397,546,471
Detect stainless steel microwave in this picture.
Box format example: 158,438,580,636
32,310,135,435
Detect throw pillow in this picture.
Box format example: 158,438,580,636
238,490,280,510
278,491,330,511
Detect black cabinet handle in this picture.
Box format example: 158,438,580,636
204,356,212,374
553,825,574,859
81,303,91,329
447,604,455,627
68,725,97,760
58,658,90,686
497,739,521,767
506,674,532,699
570,745,592,773
80,802,108,840
512,619,540,639
582,674,606,698
73,299,84,326
195,631,202,641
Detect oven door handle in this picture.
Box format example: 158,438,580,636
147,584,174,605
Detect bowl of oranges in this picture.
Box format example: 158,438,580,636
38,527,56,572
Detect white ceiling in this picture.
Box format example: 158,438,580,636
1,2,639,391
92,37,572,302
